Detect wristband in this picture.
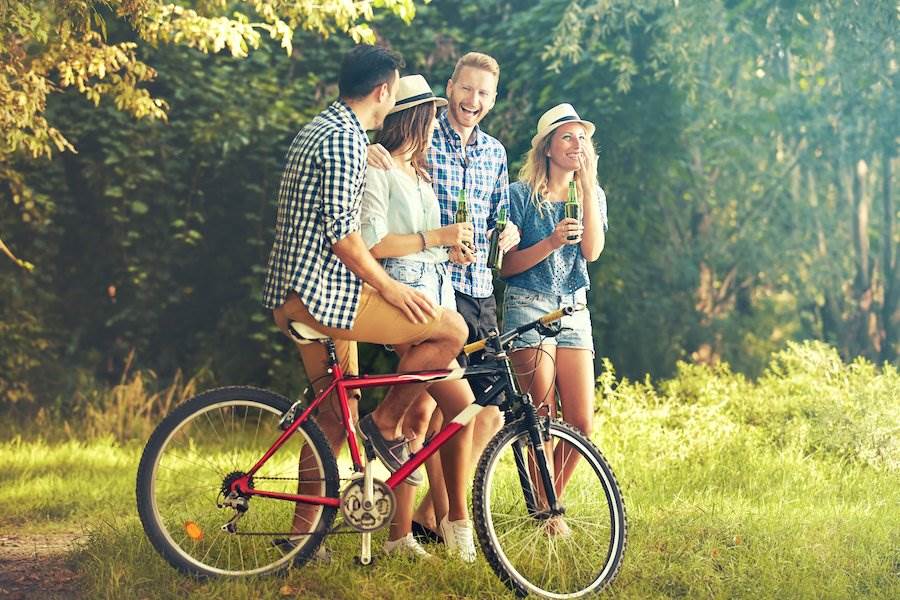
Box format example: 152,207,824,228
418,231,427,251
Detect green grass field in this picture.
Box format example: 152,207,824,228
1,342,897,599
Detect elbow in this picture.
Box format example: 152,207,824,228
583,243,604,263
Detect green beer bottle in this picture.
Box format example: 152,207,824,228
488,207,507,270
564,180,582,241
456,189,474,252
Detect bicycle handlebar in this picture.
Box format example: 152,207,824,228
462,305,578,356
462,339,487,355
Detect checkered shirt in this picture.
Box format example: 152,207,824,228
262,100,368,329
429,110,510,298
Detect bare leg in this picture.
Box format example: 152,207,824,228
412,409,446,530
369,310,468,440
418,386,503,528
292,341,359,535
425,372,475,522
552,348,595,494
387,347,437,542
510,345,558,508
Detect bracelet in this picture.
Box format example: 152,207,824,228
417,231,427,250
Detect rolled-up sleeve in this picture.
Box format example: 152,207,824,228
318,130,364,245
359,169,390,249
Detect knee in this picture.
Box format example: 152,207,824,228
476,406,504,434
567,416,594,438
404,403,434,436
440,310,468,346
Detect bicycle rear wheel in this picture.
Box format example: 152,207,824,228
473,419,627,598
136,386,339,577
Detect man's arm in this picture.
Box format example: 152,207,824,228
318,131,435,323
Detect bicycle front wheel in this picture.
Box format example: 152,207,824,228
473,419,627,598
136,386,339,577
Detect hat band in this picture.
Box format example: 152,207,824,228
393,91,435,107
549,114,579,126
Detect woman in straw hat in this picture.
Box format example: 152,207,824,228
359,74,478,561
500,103,608,535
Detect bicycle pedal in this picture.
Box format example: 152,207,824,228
361,438,377,462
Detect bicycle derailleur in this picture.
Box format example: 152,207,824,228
217,471,254,533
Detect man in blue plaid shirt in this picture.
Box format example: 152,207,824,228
369,52,521,543
263,46,478,557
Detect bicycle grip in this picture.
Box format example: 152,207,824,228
463,339,487,355
539,308,568,325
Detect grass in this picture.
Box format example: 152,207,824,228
1,341,897,599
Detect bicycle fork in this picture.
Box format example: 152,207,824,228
513,401,562,517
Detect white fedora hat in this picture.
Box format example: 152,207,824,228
530,103,595,148
388,74,448,115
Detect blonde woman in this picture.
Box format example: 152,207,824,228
500,103,607,533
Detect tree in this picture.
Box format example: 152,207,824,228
0,0,418,268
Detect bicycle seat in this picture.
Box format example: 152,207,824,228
288,321,330,345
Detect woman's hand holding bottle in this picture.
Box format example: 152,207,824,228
549,218,583,248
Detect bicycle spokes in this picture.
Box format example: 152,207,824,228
141,394,337,576
475,421,627,598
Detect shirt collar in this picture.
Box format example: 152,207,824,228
438,110,481,148
335,99,367,137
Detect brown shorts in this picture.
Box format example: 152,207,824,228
272,285,445,405
273,284,444,347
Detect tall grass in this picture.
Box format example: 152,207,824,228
3,351,211,443
2,341,897,598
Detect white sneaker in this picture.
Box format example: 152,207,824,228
383,533,433,560
439,516,476,563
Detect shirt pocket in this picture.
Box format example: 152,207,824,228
383,259,426,286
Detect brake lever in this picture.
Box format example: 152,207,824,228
535,320,562,337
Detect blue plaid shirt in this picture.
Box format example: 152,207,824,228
262,100,368,329
429,110,509,298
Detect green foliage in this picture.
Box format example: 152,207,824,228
600,340,899,471
1,0,897,408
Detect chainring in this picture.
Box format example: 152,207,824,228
340,477,396,532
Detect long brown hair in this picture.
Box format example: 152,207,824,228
518,125,598,216
373,102,436,181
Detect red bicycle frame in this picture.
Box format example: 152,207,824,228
227,358,495,506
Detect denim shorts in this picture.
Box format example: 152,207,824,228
381,258,457,310
502,284,593,354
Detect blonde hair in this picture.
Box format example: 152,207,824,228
451,52,500,81
518,125,599,216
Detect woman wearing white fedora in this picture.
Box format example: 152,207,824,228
500,103,608,534
359,74,478,560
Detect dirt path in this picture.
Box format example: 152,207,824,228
0,533,83,600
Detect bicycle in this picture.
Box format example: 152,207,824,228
136,306,627,598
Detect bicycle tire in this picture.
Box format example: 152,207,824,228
473,419,627,598
136,386,339,577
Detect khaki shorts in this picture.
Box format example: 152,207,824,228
272,285,445,408
273,284,444,347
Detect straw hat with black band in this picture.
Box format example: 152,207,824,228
530,103,595,148
388,74,448,115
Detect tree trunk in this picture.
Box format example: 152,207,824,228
881,149,898,362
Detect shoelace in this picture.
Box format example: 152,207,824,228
401,537,431,557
